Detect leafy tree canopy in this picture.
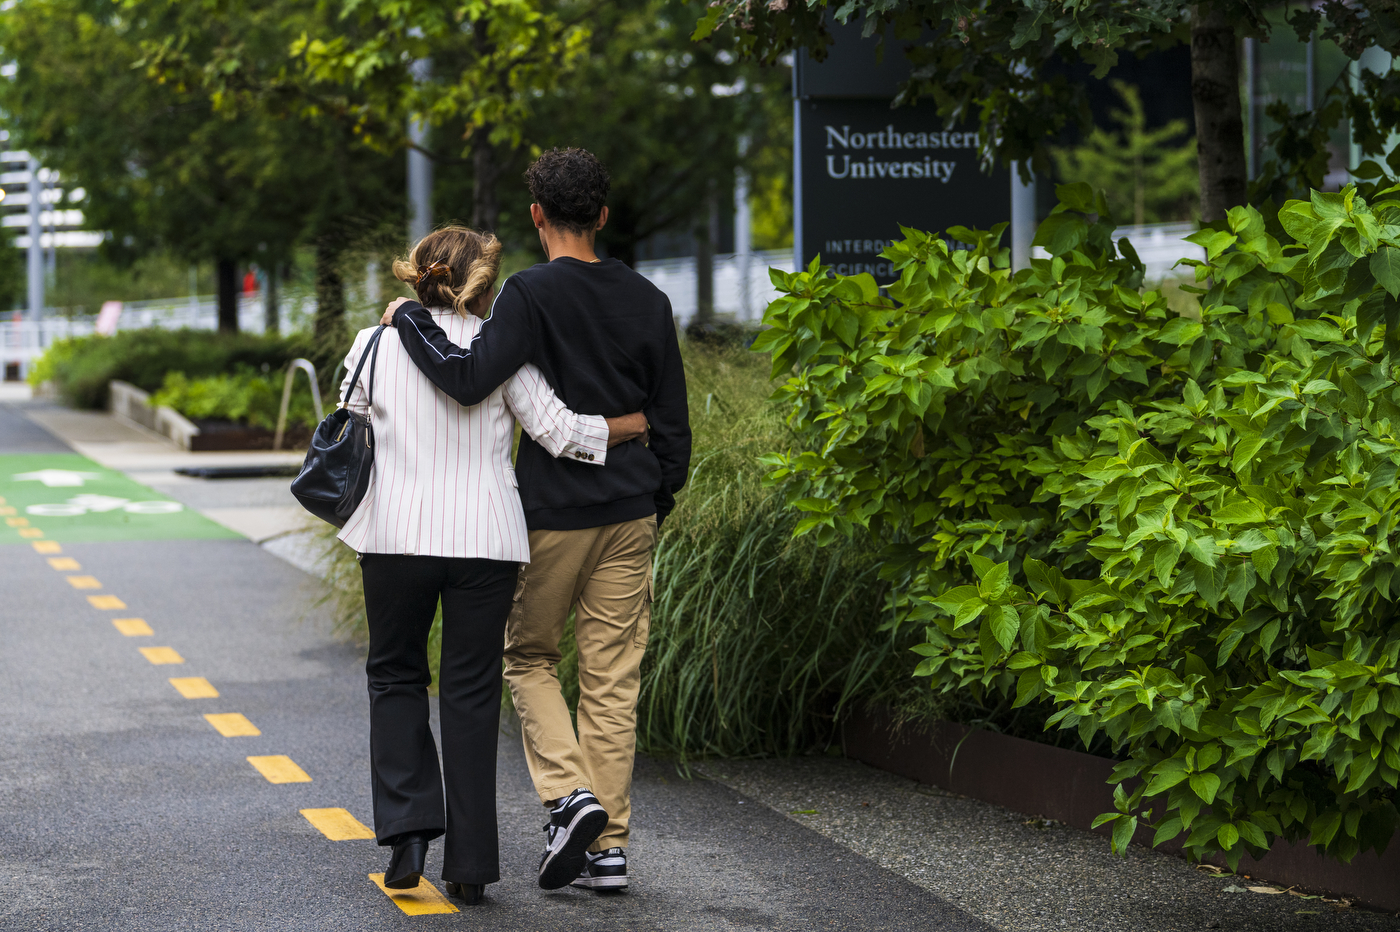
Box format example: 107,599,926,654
510,0,789,265
0,0,307,269
698,1,1400,216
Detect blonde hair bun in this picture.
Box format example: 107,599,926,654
391,226,503,318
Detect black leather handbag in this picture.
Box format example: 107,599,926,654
290,325,385,528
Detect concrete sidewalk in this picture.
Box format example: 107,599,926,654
704,758,1400,932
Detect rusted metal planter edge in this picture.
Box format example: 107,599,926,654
841,706,1399,912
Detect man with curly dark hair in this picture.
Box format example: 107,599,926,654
381,147,691,895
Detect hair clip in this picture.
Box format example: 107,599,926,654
416,262,452,286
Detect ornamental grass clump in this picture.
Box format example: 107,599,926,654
755,180,1400,866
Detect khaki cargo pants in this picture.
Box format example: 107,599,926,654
503,515,656,851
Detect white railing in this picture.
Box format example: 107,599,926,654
1032,221,1205,283
0,293,317,380
636,249,794,329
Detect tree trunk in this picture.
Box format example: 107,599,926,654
1191,6,1247,223
216,258,238,334
693,189,717,328
472,133,502,232
313,235,346,349
264,263,280,336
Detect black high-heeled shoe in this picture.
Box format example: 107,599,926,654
383,833,430,889
445,882,485,905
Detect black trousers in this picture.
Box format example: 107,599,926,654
360,553,518,886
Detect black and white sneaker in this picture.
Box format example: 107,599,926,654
538,788,608,890
571,847,628,891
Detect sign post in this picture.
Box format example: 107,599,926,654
794,22,1012,283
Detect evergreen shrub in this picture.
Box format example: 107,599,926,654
29,328,314,409
151,369,321,430
754,181,1400,866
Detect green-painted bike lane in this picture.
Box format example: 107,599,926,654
0,452,240,546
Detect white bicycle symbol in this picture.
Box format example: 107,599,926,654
26,494,184,517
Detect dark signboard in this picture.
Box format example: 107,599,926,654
794,19,1010,282
797,99,1008,280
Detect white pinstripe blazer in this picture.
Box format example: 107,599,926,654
335,309,609,560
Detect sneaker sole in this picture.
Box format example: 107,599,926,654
538,805,608,890
571,875,629,890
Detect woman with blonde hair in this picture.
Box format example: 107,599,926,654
336,225,646,905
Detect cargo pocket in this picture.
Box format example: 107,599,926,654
633,570,654,650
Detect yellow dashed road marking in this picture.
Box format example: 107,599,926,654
32,541,60,554
18,528,42,538
113,618,153,636
204,713,261,737
170,677,218,698
367,875,458,915
47,557,80,571
66,576,102,589
301,808,375,841
0,505,15,516
87,595,126,609
139,646,184,665
6,516,29,527
247,755,311,784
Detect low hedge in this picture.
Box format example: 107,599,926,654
29,329,317,410
757,181,1400,867
151,370,321,431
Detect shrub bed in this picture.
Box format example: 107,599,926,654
29,329,315,410
151,370,320,433
755,181,1400,867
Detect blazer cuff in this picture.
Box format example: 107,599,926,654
561,414,609,466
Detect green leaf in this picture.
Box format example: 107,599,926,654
1237,821,1269,849
1289,319,1344,342
1144,768,1190,796
749,327,789,354
1251,545,1279,583
1154,541,1180,587
979,561,1011,601
1153,816,1184,847
1111,815,1138,854
1158,318,1204,345
1217,823,1240,850
989,605,1019,651
1214,501,1267,525
931,585,981,613
953,597,987,628
1015,667,1043,707
1189,772,1221,804
1371,246,1400,298
1023,557,1069,605
1032,212,1087,255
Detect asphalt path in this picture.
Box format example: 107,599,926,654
0,403,988,932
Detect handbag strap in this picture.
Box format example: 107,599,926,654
342,325,386,411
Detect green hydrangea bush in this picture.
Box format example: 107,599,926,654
754,182,1400,866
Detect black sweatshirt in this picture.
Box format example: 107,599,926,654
391,256,692,531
